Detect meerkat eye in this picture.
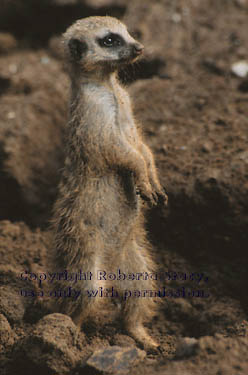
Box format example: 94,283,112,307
98,33,124,48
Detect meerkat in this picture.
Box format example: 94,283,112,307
50,16,167,350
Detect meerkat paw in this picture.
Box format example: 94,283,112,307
126,323,159,351
149,180,168,206
137,182,158,206
139,191,158,206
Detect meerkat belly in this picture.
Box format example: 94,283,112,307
76,174,138,247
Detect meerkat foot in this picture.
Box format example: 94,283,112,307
126,322,158,351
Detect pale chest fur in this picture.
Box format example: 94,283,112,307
80,79,139,146
114,83,138,145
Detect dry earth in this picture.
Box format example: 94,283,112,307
0,0,248,374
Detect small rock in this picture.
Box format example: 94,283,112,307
8,63,17,74
7,111,16,119
160,125,168,132
0,314,15,353
231,60,248,78
14,313,84,374
201,141,213,153
85,346,146,374
175,337,198,358
171,13,182,23
40,56,50,65
238,150,248,163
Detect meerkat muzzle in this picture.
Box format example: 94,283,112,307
133,43,144,55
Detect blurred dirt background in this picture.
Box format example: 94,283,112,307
0,0,248,374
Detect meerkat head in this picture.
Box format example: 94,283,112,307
63,16,144,74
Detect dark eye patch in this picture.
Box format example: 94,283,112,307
68,38,88,61
98,33,125,48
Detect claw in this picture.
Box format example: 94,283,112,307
152,192,158,205
140,191,157,206
156,187,168,206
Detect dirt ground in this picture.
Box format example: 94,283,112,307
0,0,248,374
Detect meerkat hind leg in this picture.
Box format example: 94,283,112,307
124,304,158,350
119,241,158,350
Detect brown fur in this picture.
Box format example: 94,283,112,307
50,16,167,349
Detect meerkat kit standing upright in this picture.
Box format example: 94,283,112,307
51,16,167,349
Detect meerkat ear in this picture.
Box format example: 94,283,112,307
68,38,88,61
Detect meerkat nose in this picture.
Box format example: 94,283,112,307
133,43,144,55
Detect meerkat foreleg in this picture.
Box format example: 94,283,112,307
139,143,168,205
106,141,158,205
